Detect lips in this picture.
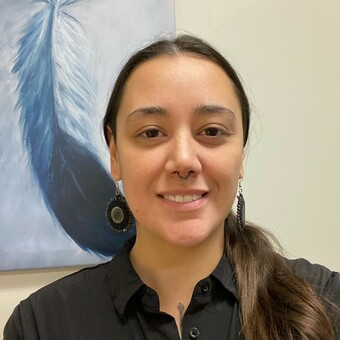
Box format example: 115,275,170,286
158,191,208,211
163,194,202,203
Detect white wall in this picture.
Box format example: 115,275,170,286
2,0,340,334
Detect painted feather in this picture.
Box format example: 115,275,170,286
12,0,135,256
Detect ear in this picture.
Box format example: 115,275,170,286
107,126,121,180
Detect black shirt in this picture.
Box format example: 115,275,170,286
4,238,340,340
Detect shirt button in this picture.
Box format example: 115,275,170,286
189,327,200,338
200,281,210,293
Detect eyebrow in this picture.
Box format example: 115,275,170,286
194,104,236,118
127,106,167,120
126,104,236,120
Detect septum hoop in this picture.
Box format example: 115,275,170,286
177,171,191,180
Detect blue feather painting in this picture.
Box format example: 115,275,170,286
0,0,175,270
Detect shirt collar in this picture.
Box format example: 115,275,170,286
210,254,238,300
107,237,238,320
108,237,144,320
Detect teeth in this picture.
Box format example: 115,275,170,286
164,194,202,203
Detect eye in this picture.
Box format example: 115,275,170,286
200,127,226,137
139,128,164,138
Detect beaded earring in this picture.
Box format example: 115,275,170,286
236,180,245,231
106,181,133,233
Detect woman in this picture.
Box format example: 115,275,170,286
4,35,340,340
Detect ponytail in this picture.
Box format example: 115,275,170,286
225,213,334,339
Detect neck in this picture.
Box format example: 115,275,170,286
130,227,224,336
130,226,224,296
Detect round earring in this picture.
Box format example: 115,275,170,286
106,181,133,233
237,179,245,231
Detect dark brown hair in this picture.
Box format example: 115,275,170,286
103,35,334,339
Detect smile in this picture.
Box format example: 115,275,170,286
163,194,203,203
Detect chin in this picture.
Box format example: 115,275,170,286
167,235,206,248
163,223,221,249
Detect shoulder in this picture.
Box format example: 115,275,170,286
28,261,112,308
4,262,115,340
34,261,109,291
286,258,340,305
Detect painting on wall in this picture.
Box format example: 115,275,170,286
0,0,175,271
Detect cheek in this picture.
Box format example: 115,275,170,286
118,141,167,180
212,148,244,178
117,150,160,208
212,150,243,204
119,154,159,183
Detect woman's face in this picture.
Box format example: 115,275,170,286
108,54,244,248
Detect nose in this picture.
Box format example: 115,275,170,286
165,130,202,178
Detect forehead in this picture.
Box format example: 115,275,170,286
127,54,234,90
119,54,241,116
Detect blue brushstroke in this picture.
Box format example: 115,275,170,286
12,0,135,256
